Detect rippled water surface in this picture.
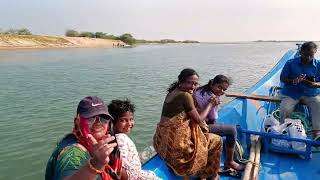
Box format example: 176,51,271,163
0,42,297,179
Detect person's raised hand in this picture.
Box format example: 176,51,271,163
293,74,306,84
87,134,117,170
209,95,220,106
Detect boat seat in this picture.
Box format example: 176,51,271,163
225,92,306,105
225,93,281,102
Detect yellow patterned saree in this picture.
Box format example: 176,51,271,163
153,111,223,178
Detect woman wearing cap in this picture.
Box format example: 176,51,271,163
153,68,223,180
108,99,160,180
45,96,127,180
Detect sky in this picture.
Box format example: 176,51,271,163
1,0,320,42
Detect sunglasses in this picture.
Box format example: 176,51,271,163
87,115,112,125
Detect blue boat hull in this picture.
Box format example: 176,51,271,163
143,48,320,180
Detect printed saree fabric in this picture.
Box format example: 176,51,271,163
153,111,223,178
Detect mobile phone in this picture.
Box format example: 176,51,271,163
79,117,90,139
108,133,121,173
109,131,120,157
306,76,316,82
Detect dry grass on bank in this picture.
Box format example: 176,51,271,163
0,35,126,49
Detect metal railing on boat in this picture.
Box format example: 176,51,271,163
237,126,320,159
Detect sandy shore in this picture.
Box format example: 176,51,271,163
0,35,127,50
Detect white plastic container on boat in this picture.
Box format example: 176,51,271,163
285,118,307,151
263,114,280,131
266,125,291,148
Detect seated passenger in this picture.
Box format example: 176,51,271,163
153,68,222,180
108,99,161,180
45,96,125,180
194,75,244,171
279,41,320,139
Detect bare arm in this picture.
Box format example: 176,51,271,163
280,77,295,85
281,74,306,85
187,104,213,124
302,79,320,88
64,163,128,180
63,161,101,180
187,96,219,124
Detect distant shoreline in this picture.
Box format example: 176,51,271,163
0,35,127,50
1,35,318,50
255,40,309,43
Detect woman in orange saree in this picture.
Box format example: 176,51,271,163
153,68,222,180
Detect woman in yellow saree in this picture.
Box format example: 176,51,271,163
153,68,222,180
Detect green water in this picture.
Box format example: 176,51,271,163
0,43,296,179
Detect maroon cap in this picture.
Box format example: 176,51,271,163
77,96,113,120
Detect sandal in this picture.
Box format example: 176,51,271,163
218,167,242,178
224,161,245,171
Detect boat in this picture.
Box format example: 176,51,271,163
142,44,320,180
123,44,133,48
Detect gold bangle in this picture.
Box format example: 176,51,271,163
87,159,103,174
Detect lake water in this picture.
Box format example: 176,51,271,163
0,42,298,179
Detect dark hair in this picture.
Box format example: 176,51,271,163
198,74,231,96
301,41,317,52
108,99,135,122
167,68,199,93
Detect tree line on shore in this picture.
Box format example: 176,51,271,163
65,30,136,45
0,27,199,45
66,29,199,45
0,28,32,35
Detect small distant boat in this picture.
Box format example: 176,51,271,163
142,44,320,179
123,44,132,48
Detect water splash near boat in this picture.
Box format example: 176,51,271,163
139,146,156,164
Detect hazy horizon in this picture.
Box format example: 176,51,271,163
1,0,320,42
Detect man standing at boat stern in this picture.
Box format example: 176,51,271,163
280,41,320,139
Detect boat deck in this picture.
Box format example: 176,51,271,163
143,48,320,180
